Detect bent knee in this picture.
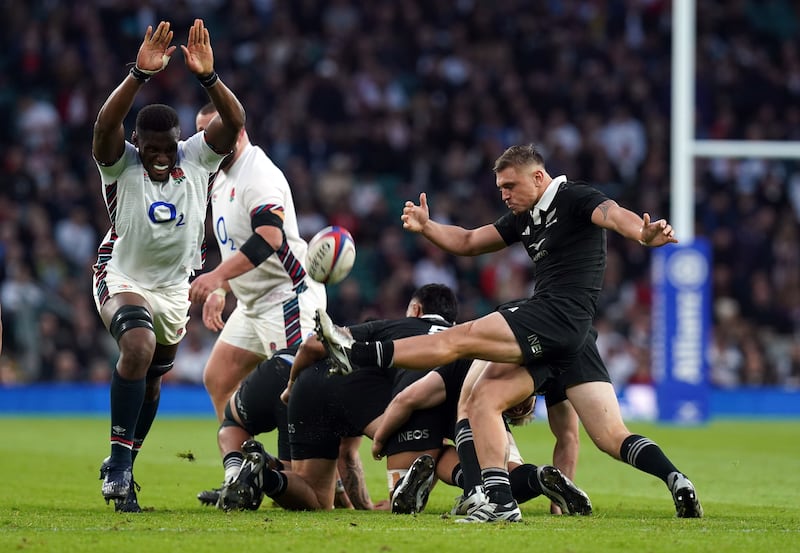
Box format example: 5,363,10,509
588,428,629,459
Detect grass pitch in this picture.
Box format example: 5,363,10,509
1,417,798,553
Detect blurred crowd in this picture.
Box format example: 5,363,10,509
1,0,799,391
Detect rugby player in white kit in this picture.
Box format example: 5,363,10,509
92,19,245,512
189,104,326,490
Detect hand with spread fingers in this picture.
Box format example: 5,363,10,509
181,18,215,76
136,21,175,74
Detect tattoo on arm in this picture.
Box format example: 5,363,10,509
597,199,617,221
341,457,372,510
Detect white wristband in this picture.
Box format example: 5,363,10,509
137,54,172,75
638,226,648,246
210,288,227,299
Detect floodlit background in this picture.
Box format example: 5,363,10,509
0,0,798,419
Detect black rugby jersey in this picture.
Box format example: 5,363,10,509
349,315,452,343
494,177,608,315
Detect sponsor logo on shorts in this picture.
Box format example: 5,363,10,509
527,334,542,358
396,429,430,442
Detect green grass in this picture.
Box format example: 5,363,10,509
1,418,798,552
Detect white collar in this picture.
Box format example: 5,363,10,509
530,174,567,223
420,314,451,325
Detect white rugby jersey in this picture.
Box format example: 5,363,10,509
209,143,323,311
94,132,226,289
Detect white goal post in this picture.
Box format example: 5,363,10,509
671,0,800,241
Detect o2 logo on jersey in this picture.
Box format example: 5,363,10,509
216,216,237,252
149,202,185,226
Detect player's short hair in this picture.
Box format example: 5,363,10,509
493,144,546,173
197,102,217,116
136,104,180,133
412,283,458,324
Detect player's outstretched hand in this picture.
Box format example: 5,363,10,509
640,212,679,247
401,192,430,233
181,18,214,76
136,21,176,73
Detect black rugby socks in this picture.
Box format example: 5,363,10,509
482,467,514,505
620,434,679,483
108,369,145,467
509,464,541,503
454,419,483,492
263,469,288,497
351,340,394,369
132,396,160,463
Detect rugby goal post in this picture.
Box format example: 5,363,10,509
671,0,800,241
649,0,800,423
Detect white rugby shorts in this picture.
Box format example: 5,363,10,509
93,267,190,345
218,284,326,357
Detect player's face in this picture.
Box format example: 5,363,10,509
496,164,542,214
134,128,180,182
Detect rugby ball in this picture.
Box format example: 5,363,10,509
305,225,356,284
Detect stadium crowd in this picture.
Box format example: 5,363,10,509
0,0,799,392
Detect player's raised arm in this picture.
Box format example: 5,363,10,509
401,192,506,256
181,18,244,155
93,21,176,165
590,199,679,247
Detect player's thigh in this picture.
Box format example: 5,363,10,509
97,269,190,345
218,306,271,357
203,339,263,386
452,313,524,363
566,381,629,453
470,362,534,411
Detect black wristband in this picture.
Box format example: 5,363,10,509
197,71,219,88
129,66,151,83
239,232,275,266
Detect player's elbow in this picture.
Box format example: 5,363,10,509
395,392,424,412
